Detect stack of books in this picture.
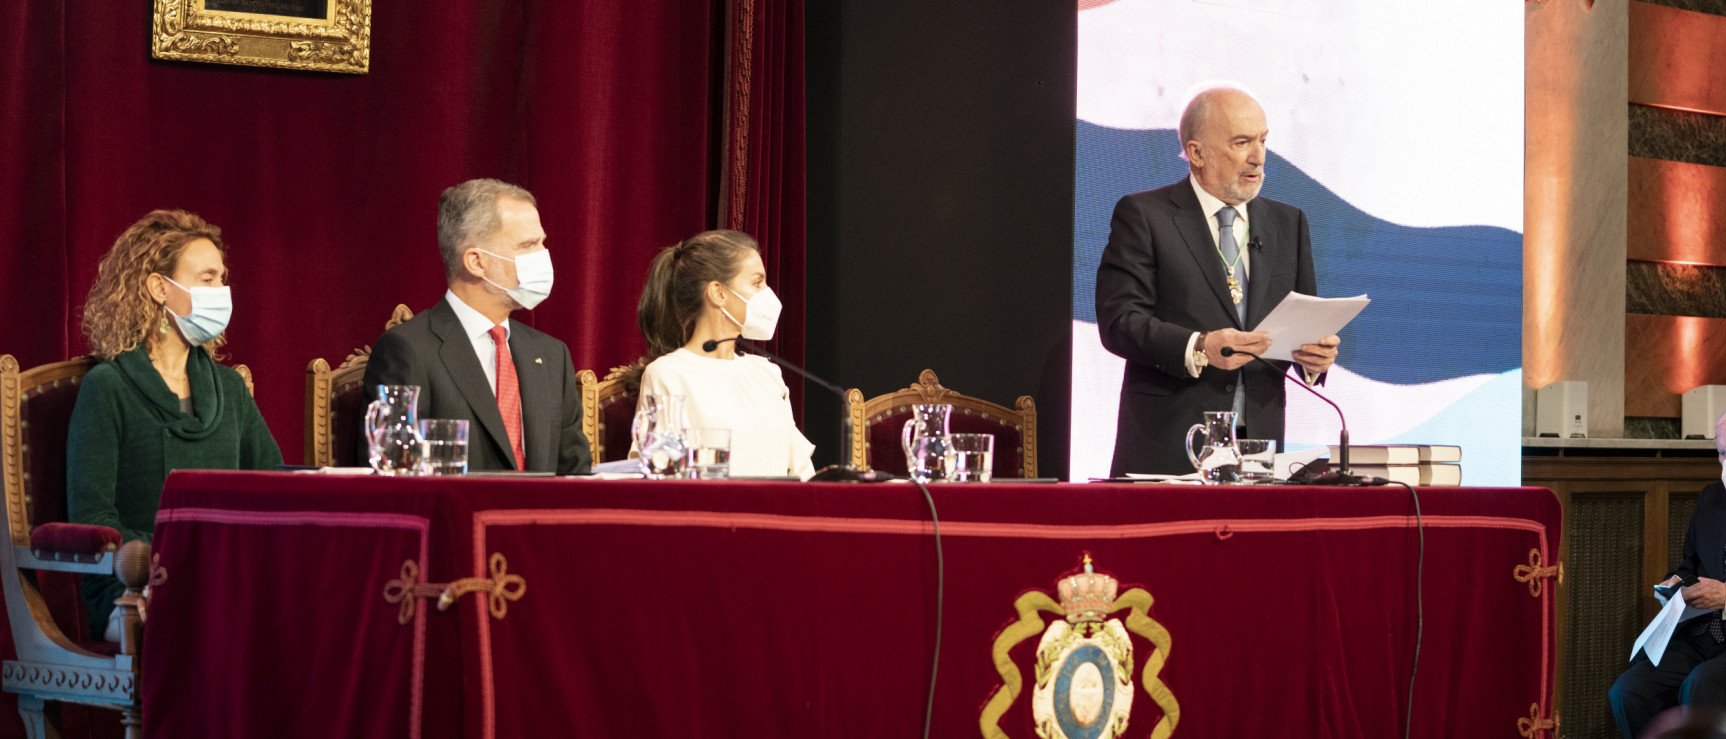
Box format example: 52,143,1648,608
1327,444,1462,486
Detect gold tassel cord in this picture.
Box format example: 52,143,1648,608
1512,549,1563,598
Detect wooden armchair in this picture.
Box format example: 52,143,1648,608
0,355,162,738
578,366,640,463
304,304,414,467
848,369,1038,479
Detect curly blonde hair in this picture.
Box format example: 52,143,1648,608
81,210,228,360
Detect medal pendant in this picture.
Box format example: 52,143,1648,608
1227,278,1243,305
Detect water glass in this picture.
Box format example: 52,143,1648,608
1237,438,1276,484
419,419,470,476
944,433,995,483
685,428,732,479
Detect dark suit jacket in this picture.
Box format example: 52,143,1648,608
361,298,592,474
1671,482,1726,584
1095,179,1320,476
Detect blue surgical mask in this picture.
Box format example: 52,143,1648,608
477,248,554,310
163,276,232,346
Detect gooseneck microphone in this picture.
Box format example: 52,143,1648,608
701,335,886,482
1219,346,1380,486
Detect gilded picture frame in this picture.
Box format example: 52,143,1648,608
151,0,372,74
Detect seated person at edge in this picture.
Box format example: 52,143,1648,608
363,178,591,474
1611,410,1726,737
67,210,284,642
622,230,815,479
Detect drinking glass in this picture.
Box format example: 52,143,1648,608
419,419,470,476
1237,438,1276,484
944,433,995,483
685,428,732,479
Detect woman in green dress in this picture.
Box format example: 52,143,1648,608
67,210,283,641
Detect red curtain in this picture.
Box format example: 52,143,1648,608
721,0,807,416
0,0,803,735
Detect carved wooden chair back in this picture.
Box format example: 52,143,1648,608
848,369,1038,479
304,304,414,466
579,366,641,464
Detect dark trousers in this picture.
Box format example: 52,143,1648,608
1611,622,1726,738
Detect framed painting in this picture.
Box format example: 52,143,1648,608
151,0,371,74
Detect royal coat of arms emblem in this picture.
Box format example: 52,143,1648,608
980,555,1179,739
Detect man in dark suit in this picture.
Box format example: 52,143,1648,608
1095,86,1340,476
362,179,591,474
1610,411,1726,737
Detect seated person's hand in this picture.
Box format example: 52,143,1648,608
1685,577,1726,610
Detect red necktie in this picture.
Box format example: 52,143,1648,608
488,325,526,471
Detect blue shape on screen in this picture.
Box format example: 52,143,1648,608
1074,122,1521,385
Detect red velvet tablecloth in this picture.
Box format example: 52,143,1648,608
141,471,1560,738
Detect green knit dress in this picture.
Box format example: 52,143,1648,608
66,345,283,635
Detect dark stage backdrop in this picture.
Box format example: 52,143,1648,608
805,0,1076,478
0,0,801,735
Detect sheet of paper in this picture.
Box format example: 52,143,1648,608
590,459,645,476
1632,589,1718,666
1248,293,1370,362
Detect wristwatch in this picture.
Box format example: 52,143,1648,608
1191,332,1210,370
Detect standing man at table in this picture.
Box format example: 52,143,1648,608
1095,85,1341,476
1610,411,1726,736
362,178,591,474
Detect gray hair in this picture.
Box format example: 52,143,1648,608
437,178,537,278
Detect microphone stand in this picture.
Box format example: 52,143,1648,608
703,336,887,482
1220,346,1376,486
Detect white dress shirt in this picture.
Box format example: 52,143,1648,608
445,289,509,392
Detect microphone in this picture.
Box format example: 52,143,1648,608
1218,346,1381,486
701,335,887,483
1248,236,1263,251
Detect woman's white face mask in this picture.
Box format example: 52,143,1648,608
721,284,781,341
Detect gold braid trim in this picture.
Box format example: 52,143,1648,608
381,560,445,625
979,591,1063,739
1517,702,1557,737
1512,549,1563,598
436,553,526,620
1113,588,1180,739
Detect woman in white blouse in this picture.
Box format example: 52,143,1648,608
627,230,815,479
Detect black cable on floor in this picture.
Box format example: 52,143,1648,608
910,477,944,739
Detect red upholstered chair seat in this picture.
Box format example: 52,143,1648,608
850,369,1038,479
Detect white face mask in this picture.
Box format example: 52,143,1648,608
162,276,232,346
477,248,554,310
721,285,782,341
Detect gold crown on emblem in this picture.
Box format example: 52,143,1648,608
1058,553,1118,624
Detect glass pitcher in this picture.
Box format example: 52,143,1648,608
1184,410,1243,484
366,385,425,475
633,394,689,478
900,403,953,482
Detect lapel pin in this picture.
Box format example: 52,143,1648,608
534,357,543,365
